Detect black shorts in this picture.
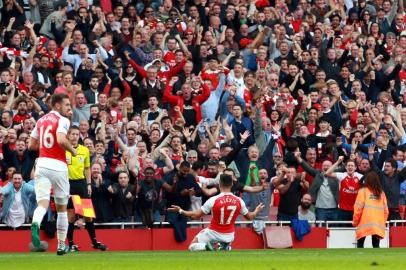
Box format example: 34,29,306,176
67,179,89,209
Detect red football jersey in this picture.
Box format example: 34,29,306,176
336,172,362,211
30,111,70,168
163,51,176,68
201,192,248,233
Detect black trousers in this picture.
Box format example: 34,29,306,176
357,235,380,248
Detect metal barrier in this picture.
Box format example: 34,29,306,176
0,220,405,230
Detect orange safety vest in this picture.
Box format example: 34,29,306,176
352,187,389,240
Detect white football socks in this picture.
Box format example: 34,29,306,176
32,206,47,225
189,243,206,251
57,212,68,249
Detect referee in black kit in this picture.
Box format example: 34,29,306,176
66,126,107,251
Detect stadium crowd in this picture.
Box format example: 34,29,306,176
0,0,405,242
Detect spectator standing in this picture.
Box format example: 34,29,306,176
297,154,339,222
0,172,35,229
135,166,173,226
273,164,309,221
90,162,113,223
166,161,202,242
107,171,136,222
326,157,363,221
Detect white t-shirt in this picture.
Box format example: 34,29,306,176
6,189,25,228
227,72,246,99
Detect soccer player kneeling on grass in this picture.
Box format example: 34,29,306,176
168,174,264,251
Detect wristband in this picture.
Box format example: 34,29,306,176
87,183,92,186
179,209,184,215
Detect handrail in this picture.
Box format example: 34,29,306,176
1,220,405,229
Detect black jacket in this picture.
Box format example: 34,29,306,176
91,179,114,222
3,144,38,181
110,183,135,218
166,173,202,210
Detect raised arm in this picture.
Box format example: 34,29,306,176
223,130,250,166
166,59,187,78
118,70,131,98
175,34,190,55
3,86,16,110
161,32,170,51
163,77,181,105
152,132,173,160
221,51,236,67
277,179,293,195
295,152,319,177
114,129,128,152
124,51,147,78
194,79,211,104
244,203,265,220
24,20,37,44
167,205,205,220
62,46,76,65
158,148,175,174
325,156,344,178
394,105,405,138
253,101,267,154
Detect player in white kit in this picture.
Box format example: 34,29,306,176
28,93,77,255
169,174,264,251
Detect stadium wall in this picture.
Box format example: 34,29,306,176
0,227,405,252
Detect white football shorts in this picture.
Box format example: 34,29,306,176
196,228,235,244
34,166,69,205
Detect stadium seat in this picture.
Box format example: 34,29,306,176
263,226,293,249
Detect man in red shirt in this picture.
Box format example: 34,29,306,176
124,50,186,86
163,36,177,68
18,72,35,93
169,174,264,251
12,98,31,125
326,156,363,222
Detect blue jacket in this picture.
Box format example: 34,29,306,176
219,91,246,122
0,181,36,222
229,116,255,148
291,219,311,241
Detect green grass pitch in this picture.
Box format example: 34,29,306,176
2,249,405,270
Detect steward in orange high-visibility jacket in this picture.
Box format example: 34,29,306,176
353,187,389,241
